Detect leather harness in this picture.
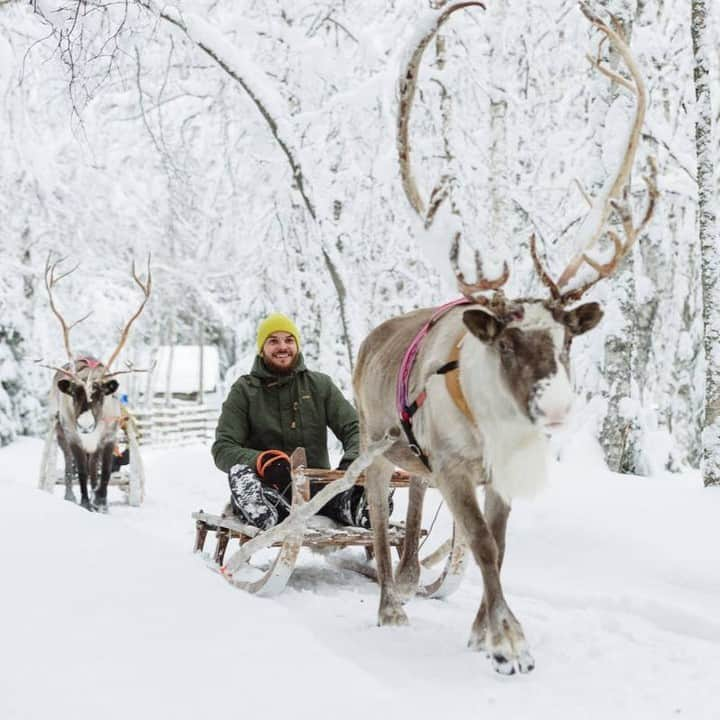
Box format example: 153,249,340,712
397,299,476,471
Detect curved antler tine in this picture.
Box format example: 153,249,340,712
451,233,509,298
581,231,623,275
529,234,561,302
637,157,659,231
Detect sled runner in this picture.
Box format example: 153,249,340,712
38,407,146,507
193,446,467,597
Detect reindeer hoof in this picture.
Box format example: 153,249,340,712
517,650,535,674
93,492,108,512
378,605,409,627
64,491,77,503
80,498,95,512
488,649,535,675
491,653,517,675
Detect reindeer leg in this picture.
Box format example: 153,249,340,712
394,476,427,602
367,456,408,626
469,487,510,639
93,443,113,513
439,477,533,675
72,445,93,511
469,487,533,671
89,451,99,491
57,428,77,503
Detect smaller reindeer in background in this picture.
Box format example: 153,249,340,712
42,255,151,511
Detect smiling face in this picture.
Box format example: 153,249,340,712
261,332,298,374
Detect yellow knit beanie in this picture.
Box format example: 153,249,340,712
256,313,301,353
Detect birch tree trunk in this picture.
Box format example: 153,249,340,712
691,0,720,487
599,0,639,473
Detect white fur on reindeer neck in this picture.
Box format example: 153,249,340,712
458,304,573,503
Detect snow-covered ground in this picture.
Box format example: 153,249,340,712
2,436,719,720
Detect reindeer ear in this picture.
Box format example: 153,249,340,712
563,302,603,336
102,380,119,396
463,309,505,344
57,379,73,395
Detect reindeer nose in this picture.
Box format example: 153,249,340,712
530,375,573,429
536,400,572,429
76,410,96,434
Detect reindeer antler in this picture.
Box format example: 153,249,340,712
397,1,485,224
532,3,657,304
104,255,152,371
450,233,510,299
102,359,157,381
397,2,502,300
44,253,92,367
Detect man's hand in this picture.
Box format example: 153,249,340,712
256,450,292,486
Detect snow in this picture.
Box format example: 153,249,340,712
2,436,719,719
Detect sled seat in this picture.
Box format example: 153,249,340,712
192,509,421,566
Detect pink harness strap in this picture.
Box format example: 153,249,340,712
74,356,103,369
395,297,474,467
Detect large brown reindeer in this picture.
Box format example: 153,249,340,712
44,255,151,511
353,3,657,674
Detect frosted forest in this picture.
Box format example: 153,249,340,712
0,0,718,478
2,3,720,718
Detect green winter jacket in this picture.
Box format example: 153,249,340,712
212,353,359,473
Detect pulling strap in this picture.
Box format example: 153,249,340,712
396,298,474,469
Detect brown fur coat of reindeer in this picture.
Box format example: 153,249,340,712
354,2,657,675
42,256,151,511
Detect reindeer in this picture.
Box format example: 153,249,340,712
353,3,657,674
43,255,151,511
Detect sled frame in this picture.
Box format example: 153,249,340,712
194,448,465,597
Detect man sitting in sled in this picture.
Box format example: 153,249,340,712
212,313,387,530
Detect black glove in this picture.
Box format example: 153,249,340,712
256,450,292,487
336,457,355,472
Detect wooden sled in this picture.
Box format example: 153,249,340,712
193,447,467,597
38,408,146,507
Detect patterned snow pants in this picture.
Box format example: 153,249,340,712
228,463,369,530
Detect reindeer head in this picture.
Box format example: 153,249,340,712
56,359,119,434
462,300,602,429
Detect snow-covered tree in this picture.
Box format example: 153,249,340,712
691,0,720,487
0,0,715,475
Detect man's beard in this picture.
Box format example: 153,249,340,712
263,353,298,375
